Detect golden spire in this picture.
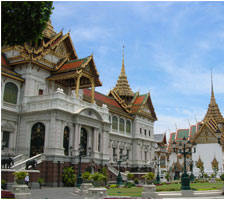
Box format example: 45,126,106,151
114,45,134,97
203,69,224,124
42,20,56,39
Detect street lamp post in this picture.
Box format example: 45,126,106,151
172,136,196,190
76,144,84,187
189,159,195,182
113,153,128,185
76,145,92,187
154,157,161,184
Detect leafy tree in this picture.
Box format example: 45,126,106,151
2,1,54,46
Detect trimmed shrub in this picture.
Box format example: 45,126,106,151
127,173,135,180
134,177,139,184
82,171,91,180
62,166,76,187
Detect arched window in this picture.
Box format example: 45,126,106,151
81,128,88,156
119,118,125,132
30,122,45,157
63,126,70,156
126,120,131,134
98,133,101,152
3,82,18,104
112,116,118,130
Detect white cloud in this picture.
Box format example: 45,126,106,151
70,26,112,43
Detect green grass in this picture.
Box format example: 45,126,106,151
107,182,224,197
107,187,143,197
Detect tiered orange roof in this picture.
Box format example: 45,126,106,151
1,54,24,82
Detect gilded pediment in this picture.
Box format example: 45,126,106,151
194,126,218,144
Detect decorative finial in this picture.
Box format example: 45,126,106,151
121,45,125,76
69,28,71,32
211,67,214,98
174,123,177,130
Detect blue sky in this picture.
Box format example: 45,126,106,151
51,1,224,138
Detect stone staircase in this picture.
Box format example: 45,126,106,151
107,163,127,181
11,154,44,171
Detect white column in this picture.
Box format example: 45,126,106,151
93,128,98,153
69,123,74,149
74,124,81,150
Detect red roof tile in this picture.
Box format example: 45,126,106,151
59,60,83,72
133,96,145,105
83,89,121,108
1,54,9,66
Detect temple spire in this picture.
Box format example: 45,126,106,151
113,45,133,97
210,68,216,105
203,69,224,124
120,45,126,76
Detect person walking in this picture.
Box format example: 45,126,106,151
25,174,30,189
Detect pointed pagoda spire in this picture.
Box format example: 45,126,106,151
42,20,56,39
114,45,134,97
203,69,224,124
210,68,216,105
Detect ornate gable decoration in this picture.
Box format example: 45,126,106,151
193,125,218,144
211,156,218,169
2,20,77,71
196,156,204,168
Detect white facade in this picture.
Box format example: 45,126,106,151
192,143,223,177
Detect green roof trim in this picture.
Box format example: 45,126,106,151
176,129,189,140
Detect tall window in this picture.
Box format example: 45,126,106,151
119,149,123,158
2,131,10,149
144,129,147,136
119,118,125,132
81,128,88,156
30,122,45,157
127,149,129,160
126,120,131,134
112,116,118,130
140,128,142,134
149,130,151,137
63,127,69,156
98,133,101,152
3,82,18,104
113,148,116,156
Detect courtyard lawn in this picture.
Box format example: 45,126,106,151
107,187,143,197
107,182,224,197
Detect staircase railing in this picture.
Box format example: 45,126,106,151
12,154,44,171
107,163,127,181
13,154,24,165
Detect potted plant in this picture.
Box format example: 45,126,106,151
142,172,155,184
37,178,44,189
89,172,106,187
82,171,92,183
1,179,7,190
13,171,28,184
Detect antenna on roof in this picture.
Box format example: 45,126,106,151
61,27,64,32
186,119,191,127
194,115,198,123
174,123,177,130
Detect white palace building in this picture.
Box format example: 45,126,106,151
1,21,158,187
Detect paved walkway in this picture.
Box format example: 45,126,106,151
30,187,224,199
30,187,80,199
